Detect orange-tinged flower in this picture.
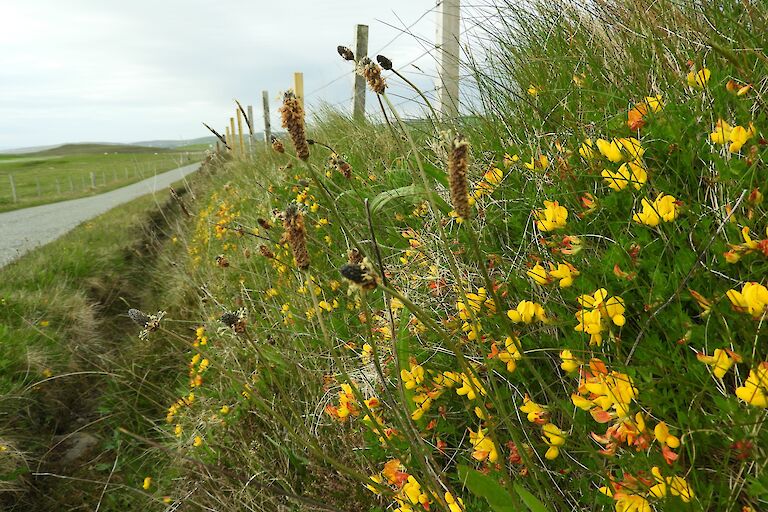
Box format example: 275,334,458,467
497,336,522,372
520,394,549,424
696,348,742,378
469,428,499,463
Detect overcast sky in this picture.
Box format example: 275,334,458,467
0,1,477,150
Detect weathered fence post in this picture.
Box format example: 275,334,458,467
55,178,61,195
436,0,461,119
352,24,369,120
262,91,272,146
90,172,96,188
294,72,304,110
247,104,255,153
229,117,237,158
8,175,17,203
69,176,74,192
236,107,245,156
36,177,41,197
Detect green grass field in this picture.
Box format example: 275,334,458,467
0,144,203,212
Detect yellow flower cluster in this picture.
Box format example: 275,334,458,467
534,200,568,232
710,119,756,153
726,282,768,317
518,395,566,459
507,300,548,324
527,261,579,287
574,289,625,346
735,362,768,408
632,193,679,227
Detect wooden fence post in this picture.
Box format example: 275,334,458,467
352,24,369,120
436,0,461,119
69,176,74,192
262,90,272,145
229,117,237,158
247,104,255,152
236,107,245,156
36,177,41,197
90,172,96,188
8,175,17,203
55,178,61,195
294,72,304,110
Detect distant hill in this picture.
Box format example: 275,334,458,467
132,136,219,149
33,143,173,156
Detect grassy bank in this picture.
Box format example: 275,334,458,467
0,144,203,212
0,167,207,510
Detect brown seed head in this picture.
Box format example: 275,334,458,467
283,204,310,270
356,57,387,95
279,91,310,160
337,45,355,61
376,55,393,70
259,245,274,259
448,134,471,220
271,135,285,154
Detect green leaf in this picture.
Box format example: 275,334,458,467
369,185,424,215
513,484,552,512
457,465,518,512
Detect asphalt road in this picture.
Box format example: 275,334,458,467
0,163,200,268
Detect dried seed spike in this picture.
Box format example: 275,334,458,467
376,54,393,71
340,259,378,290
283,204,310,270
271,135,285,154
448,134,471,220
356,57,387,95
128,308,149,327
337,45,355,61
279,91,310,160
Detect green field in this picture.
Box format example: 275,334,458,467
0,143,204,212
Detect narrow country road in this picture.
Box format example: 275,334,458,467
0,163,200,268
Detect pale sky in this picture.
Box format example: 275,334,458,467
0,1,477,150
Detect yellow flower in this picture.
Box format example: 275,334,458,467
649,466,695,502
534,200,568,232
575,289,625,345
527,263,551,285
507,300,547,324
687,67,711,88
559,349,581,373
596,137,644,163
193,436,203,447
710,119,756,152
483,167,504,185
645,94,664,113
411,393,433,421
401,363,425,390
578,139,597,160
455,372,486,401
696,348,742,379
726,282,768,317
542,422,567,460
735,362,768,408
548,262,579,287
601,161,648,191
524,154,549,170
445,491,465,512
632,193,679,227
469,428,499,463
653,421,681,449
142,476,152,490
527,85,539,96
520,394,548,424
220,405,230,415
498,336,522,372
